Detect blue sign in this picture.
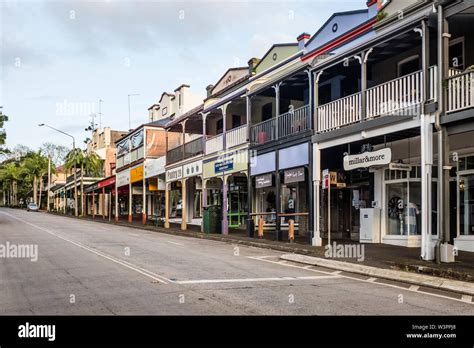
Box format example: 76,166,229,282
215,158,234,173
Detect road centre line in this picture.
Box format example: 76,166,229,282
0,211,170,284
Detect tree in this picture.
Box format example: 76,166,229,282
0,108,8,154
40,142,69,166
22,151,49,205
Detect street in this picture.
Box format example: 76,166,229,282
0,207,473,315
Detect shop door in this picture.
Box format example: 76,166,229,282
459,174,474,237
228,189,241,228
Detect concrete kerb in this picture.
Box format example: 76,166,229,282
280,253,474,297
44,211,474,297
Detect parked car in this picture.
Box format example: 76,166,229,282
27,203,39,212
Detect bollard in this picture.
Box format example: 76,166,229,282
258,217,264,238
288,219,295,243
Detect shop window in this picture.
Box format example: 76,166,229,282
385,168,432,236
459,174,474,236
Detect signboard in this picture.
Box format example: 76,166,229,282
284,167,305,184
116,169,130,188
183,160,202,178
215,158,234,173
255,174,272,189
144,157,165,178
98,176,116,188
322,169,329,189
343,148,392,171
330,171,346,188
130,164,144,183
389,162,412,171
166,166,183,182
203,150,248,179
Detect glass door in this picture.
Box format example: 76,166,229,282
459,173,474,236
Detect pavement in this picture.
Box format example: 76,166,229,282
1,207,473,315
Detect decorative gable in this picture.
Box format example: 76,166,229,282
254,44,299,74
211,67,248,96
305,10,370,53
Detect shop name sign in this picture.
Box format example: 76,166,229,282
343,148,391,171
166,167,183,182
255,174,272,189
215,158,234,173
284,167,305,184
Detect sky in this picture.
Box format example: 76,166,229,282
1,0,367,151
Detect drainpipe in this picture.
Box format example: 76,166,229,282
433,2,452,263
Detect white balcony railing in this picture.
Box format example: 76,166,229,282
205,134,223,154
317,92,361,133
447,69,474,113
226,124,247,149
316,66,438,133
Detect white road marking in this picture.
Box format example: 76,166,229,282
128,233,140,237
0,211,171,284
409,285,420,291
174,275,340,285
167,241,184,246
367,277,377,282
332,271,342,275
249,255,474,305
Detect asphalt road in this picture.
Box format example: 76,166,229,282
0,207,473,315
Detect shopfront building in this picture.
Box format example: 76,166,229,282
250,142,312,242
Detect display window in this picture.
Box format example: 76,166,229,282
385,166,437,236
458,155,474,236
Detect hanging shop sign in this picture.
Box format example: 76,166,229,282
183,160,202,178
148,177,165,191
255,173,272,189
284,167,305,184
330,171,346,188
166,166,183,182
322,169,329,189
389,162,412,171
130,164,144,183
343,148,392,171
116,169,130,188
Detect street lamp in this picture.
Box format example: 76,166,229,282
127,94,139,131
38,123,78,217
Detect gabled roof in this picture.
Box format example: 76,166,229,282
158,92,175,103
254,43,298,70
305,9,368,48
210,67,248,96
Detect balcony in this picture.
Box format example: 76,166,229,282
205,134,223,155
317,66,438,133
447,69,474,114
166,137,203,165
225,124,247,149
250,104,310,146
